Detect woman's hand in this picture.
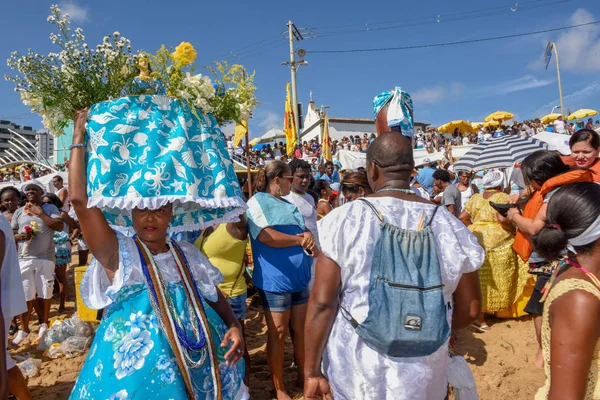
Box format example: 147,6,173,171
508,194,521,204
298,232,316,250
73,108,88,140
221,326,244,366
25,203,43,217
14,232,32,242
304,375,333,400
507,208,521,222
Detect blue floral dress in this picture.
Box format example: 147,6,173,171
70,233,248,400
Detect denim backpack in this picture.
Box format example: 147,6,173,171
341,199,450,358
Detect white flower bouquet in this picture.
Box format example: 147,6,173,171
5,5,258,136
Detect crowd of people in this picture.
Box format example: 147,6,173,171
1,91,600,400
226,118,600,167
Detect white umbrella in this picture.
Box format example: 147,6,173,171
454,136,548,172
533,132,571,155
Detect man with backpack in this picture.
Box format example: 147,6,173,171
304,88,484,400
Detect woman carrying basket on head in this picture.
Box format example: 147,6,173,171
69,105,248,400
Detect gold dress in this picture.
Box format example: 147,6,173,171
536,279,600,399
464,192,530,314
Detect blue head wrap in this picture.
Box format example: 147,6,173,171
373,87,414,138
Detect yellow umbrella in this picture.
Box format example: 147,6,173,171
566,109,598,120
483,120,500,128
471,122,483,130
438,120,474,133
485,111,514,122
540,113,561,124
249,138,260,146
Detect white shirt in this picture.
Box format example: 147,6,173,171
554,119,566,133
0,215,27,318
284,191,318,244
226,140,234,150
318,198,484,400
82,234,222,310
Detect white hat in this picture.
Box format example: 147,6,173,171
20,180,46,194
423,158,431,164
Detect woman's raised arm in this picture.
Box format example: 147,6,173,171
68,109,119,280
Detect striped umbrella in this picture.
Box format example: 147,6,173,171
453,135,548,172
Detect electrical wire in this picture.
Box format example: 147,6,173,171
301,0,557,31
307,20,600,54
304,0,571,39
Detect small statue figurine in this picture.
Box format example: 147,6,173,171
132,56,165,95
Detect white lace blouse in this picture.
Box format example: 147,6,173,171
81,233,224,310
317,197,484,400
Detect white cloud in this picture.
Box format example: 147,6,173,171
220,123,235,138
534,81,600,116
411,86,446,104
411,82,465,105
553,9,600,72
59,2,88,23
257,110,280,131
473,75,554,97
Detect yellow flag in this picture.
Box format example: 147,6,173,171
233,118,248,147
322,113,332,161
284,82,297,156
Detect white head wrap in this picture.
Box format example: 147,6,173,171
482,171,504,189
567,213,600,253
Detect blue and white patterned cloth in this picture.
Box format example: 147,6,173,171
373,87,415,138
85,95,245,234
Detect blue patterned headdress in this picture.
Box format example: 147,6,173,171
85,95,246,234
373,87,414,138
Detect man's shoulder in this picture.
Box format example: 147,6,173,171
42,203,60,213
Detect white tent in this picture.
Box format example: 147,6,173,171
255,128,286,144
335,145,476,170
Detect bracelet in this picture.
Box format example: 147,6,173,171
69,143,86,150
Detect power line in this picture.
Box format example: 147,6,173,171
305,0,571,39
308,20,600,54
302,0,561,31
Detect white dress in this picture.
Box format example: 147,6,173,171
317,197,484,400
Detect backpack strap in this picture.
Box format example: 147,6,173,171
426,206,440,227
358,198,384,223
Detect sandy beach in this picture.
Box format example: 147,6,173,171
9,292,545,400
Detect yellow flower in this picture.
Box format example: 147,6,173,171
172,42,197,67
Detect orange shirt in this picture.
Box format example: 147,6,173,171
590,159,600,182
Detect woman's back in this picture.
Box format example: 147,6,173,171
536,278,600,399
465,192,513,248
465,192,507,223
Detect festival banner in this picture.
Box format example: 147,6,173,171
284,82,297,156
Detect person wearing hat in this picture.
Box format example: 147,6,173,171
11,180,63,344
416,158,436,196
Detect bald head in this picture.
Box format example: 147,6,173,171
367,132,415,175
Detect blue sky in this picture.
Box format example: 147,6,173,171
1,0,600,138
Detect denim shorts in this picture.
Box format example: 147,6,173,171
227,292,247,321
257,287,310,312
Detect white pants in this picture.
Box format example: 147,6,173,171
20,259,55,301
4,318,16,370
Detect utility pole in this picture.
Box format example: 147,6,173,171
544,42,565,118
553,43,565,119
283,21,307,149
